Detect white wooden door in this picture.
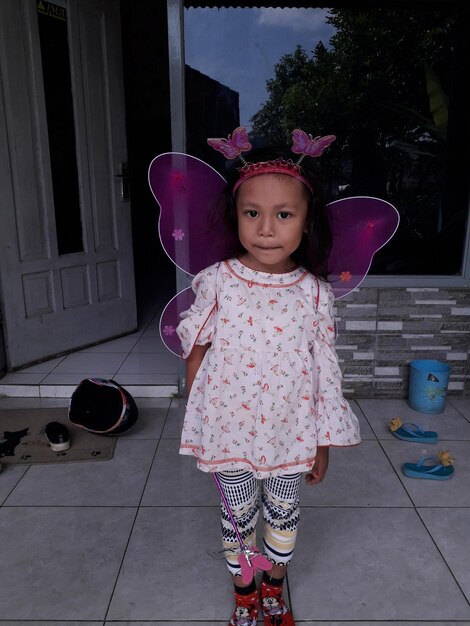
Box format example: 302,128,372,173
0,0,136,369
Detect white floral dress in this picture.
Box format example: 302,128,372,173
176,258,360,478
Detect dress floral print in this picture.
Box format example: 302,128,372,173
176,258,360,478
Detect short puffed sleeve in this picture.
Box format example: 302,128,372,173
311,279,361,447
176,263,219,359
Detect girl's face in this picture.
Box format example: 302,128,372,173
236,173,309,273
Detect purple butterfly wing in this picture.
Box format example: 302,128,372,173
232,126,252,152
327,196,400,299
159,287,195,356
307,134,336,157
149,152,237,355
148,152,236,275
291,129,309,154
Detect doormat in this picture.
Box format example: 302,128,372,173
0,408,116,464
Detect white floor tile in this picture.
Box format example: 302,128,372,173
119,404,167,439
105,623,228,626
115,372,178,385
4,439,157,506
449,396,470,421
51,352,128,374
13,356,66,374
161,400,186,438
0,385,40,397
296,623,465,626
39,384,83,398
1,622,103,626
0,506,136,620
418,507,470,603
381,439,470,507
0,397,69,409
78,334,141,353
0,464,29,504
117,352,179,374
360,398,470,441
40,372,115,385
348,399,376,439
120,383,178,397
129,397,172,409
141,439,219,506
358,397,463,421
107,507,233,621
289,507,470,621
0,372,46,384
139,318,161,337
299,441,412,507
131,334,170,353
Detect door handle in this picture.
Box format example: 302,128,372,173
114,162,130,201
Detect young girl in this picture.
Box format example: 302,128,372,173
176,139,361,626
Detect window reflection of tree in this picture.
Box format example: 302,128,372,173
248,6,467,276
184,4,468,276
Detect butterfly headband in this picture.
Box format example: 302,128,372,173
207,126,336,194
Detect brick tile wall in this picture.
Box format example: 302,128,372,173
336,287,470,398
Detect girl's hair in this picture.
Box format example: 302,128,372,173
223,146,332,279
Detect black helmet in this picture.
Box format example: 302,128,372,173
69,378,138,435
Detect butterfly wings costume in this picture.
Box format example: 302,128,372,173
148,128,399,581
149,130,399,355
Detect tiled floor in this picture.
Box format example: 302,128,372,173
0,295,180,398
1,395,470,625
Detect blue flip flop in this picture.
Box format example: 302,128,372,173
402,456,454,480
391,422,438,444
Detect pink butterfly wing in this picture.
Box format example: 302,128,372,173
149,152,238,355
159,286,195,356
291,129,310,154
207,126,252,160
231,126,252,153
305,134,337,157
149,152,236,276
238,553,255,584
207,138,239,159
251,551,272,574
327,196,400,298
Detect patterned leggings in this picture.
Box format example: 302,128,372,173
216,470,302,576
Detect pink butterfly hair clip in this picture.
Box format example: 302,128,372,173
291,129,337,163
207,126,252,164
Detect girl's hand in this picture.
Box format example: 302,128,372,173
305,446,329,485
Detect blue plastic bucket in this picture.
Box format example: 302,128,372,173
408,360,450,414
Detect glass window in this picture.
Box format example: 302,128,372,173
37,0,83,255
183,3,469,276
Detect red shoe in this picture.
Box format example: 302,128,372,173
229,588,259,626
260,579,295,626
